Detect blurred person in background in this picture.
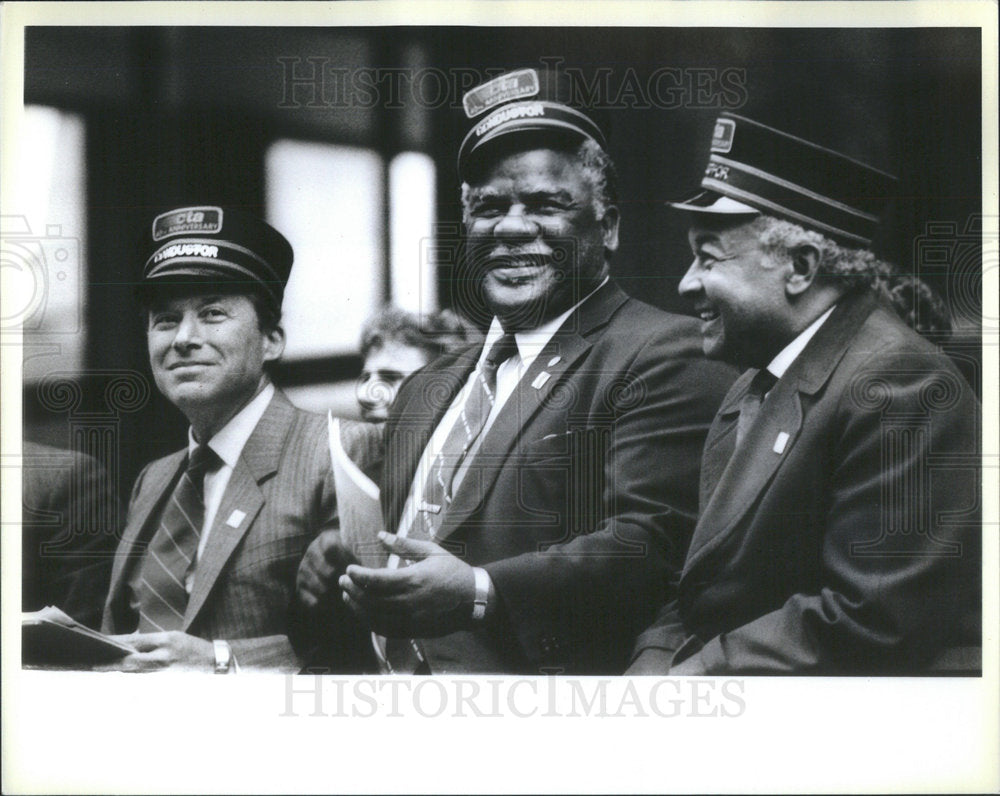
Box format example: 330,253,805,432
22,441,120,631
355,306,476,423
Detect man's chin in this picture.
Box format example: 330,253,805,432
701,335,729,362
483,282,570,330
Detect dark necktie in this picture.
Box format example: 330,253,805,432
135,445,217,632
736,369,778,447
383,334,517,674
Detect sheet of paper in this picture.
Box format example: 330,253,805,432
328,413,386,569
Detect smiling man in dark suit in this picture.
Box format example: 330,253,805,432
100,205,364,673
297,68,735,675
629,114,981,675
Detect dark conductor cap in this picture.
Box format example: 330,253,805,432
139,205,293,310
671,113,898,248
458,67,610,180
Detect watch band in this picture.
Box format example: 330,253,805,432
213,639,233,674
472,567,490,621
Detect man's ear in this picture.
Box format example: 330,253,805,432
785,244,820,296
262,326,286,363
601,205,620,255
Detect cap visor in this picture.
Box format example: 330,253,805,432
669,191,761,215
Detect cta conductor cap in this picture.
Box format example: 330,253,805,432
671,113,898,248
458,67,610,180
139,205,293,311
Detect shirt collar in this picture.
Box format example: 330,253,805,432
187,382,275,468
766,304,836,379
482,276,610,368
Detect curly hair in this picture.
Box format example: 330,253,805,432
360,306,475,360
749,215,951,337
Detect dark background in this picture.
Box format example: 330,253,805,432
22,26,983,508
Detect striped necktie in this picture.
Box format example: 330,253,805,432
135,445,218,632
414,332,518,542
382,334,517,674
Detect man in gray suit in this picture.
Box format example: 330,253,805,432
101,205,360,673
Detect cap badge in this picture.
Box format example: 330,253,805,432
463,68,540,118
152,206,224,241
710,119,736,154
474,102,545,138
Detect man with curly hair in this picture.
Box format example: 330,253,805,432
629,114,981,675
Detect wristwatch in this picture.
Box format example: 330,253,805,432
213,639,233,674
471,567,490,622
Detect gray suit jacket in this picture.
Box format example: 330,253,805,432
102,390,335,671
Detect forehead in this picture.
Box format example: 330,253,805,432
147,291,254,312
469,147,589,193
687,217,761,248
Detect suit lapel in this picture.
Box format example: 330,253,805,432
685,293,879,569
686,376,805,565
105,451,187,615
697,371,753,509
182,391,293,630
383,347,480,530
439,282,629,538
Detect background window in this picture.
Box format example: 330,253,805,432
389,151,437,315
265,140,385,360
6,106,87,380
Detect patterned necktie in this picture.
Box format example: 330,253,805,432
135,445,217,632
383,334,517,674
736,369,778,446
414,333,518,542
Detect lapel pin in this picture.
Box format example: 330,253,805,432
547,356,561,367
773,432,789,454
532,371,552,389
226,509,246,528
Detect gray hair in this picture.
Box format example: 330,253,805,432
750,215,951,336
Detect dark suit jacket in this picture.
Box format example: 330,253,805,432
22,442,120,629
102,390,337,672
381,282,736,674
630,293,982,674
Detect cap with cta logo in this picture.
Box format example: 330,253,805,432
671,113,898,248
457,67,610,180
139,205,293,311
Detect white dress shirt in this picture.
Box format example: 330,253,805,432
765,304,836,381
392,277,610,544
183,382,274,593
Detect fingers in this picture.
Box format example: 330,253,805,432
297,533,345,607
93,650,166,673
297,561,332,607
125,632,172,652
378,531,440,562
321,530,360,569
343,564,412,596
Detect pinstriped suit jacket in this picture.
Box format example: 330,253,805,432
102,390,335,671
